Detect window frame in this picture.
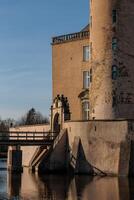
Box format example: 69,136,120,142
82,100,90,120
83,71,90,89
83,45,90,61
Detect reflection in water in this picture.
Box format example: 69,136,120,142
8,173,21,199
0,159,7,199
38,174,73,200
75,175,93,199
0,159,134,200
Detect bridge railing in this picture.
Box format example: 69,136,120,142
0,131,58,141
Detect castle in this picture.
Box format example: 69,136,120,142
50,0,134,176
52,0,134,120
9,0,134,176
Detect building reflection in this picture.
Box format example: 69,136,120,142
7,169,132,200
38,174,73,200
7,172,21,198
82,177,129,200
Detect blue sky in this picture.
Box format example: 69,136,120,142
0,0,89,120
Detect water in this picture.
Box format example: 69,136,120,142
0,159,134,200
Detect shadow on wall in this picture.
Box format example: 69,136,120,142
36,129,94,175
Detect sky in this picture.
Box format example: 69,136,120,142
0,0,89,120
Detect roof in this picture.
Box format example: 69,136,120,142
80,24,89,32
52,24,90,45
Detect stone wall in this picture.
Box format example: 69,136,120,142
64,120,131,176
52,35,90,120
8,121,133,176
90,0,134,119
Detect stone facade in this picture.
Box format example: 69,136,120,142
50,94,71,132
9,119,134,176
63,120,132,176
7,1,134,176
89,0,134,119
52,27,90,120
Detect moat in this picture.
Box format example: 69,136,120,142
1,159,134,200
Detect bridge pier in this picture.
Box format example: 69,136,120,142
8,146,23,173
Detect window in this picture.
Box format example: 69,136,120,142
90,68,92,83
112,10,117,23
83,46,90,61
90,42,92,55
112,65,118,80
82,101,89,120
90,16,92,28
83,71,90,89
112,37,117,50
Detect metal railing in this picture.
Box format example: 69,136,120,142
52,31,89,45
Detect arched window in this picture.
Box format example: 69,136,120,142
82,101,89,120
112,65,118,80
112,37,117,50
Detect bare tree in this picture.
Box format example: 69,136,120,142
0,119,13,154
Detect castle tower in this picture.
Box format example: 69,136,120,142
89,0,134,119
